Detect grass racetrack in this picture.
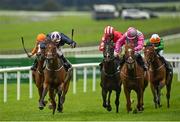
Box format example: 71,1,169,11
0,75,180,121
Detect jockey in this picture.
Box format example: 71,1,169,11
99,25,123,70
145,34,171,71
29,33,46,70
114,27,147,71
48,31,76,71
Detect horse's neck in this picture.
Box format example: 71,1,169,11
150,55,163,69
37,60,44,71
104,60,116,73
47,57,62,70
125,61,137,77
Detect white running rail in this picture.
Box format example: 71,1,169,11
0,60,180,103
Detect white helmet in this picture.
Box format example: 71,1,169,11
50,31,61,42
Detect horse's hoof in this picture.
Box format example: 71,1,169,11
48,104,53,110
57,106,63,112
39,102,45,110
107,106,112,111
39,106,44,110
133,109,138,114
103,103,107,108
43,101,48,106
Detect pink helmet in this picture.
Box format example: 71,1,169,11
127,27,137,39
104,26,115,36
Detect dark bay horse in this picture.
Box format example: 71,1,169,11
39,41,72,114
120,43,148,113
32,49,46,104
144,44,173,108
100,40,122,113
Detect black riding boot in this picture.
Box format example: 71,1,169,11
159,55,172,71
136,54,147,71
60,55,72,72
119,55,125,69
31,57,38,71
99,60,104,71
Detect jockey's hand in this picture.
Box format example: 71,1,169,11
70,42,76,48
114,51,119,57
28,53,33,58
154,47,158,50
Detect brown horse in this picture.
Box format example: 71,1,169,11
120,43,148,113
100,40,122,113
39,41,72,114
32,49,46,104
144,44,173,108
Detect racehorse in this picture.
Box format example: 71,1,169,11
39,41,72,114
120,43,148,113
32,49,46,104
144,44,173,108
100,40,122,113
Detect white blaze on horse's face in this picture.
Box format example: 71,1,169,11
128,48,132,52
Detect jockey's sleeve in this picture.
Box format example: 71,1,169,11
60,33,74,45
134,34,144,51
99,36,105,51
158,39,164,50
31,43,38,55
114,34,126,53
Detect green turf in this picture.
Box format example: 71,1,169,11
0,75,180,121
0,14,180,53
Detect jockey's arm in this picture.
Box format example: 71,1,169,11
157,38,164,50
99,36,105,51
31,43,38,56
114,34,125,54
134,34,144,51
61,33,76,48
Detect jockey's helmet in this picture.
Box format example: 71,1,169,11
150,34,160,43
127,27,137,40
36,33,46,42
50,31,61,42
104,26,115,36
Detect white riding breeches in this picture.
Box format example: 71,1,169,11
158,50,164,56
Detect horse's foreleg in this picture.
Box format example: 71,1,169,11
106,90,112,111
150,83,157,108
124,87,132,113
136,88,144,111
39,83,48,110
115,90,120,113
57,90,63,112
49,89,56,115
102,88,107,108
166,73,173,108
157,85,162,108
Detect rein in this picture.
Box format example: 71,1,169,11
149,63,165,72
120,69,145,79
45,65,63,72
102,68,120,77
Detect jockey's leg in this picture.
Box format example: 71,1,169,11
31,57,38,70
56,48,72,72
119,55,125,69
158,54,171,71
99,59,104,71
136,53,147,71
60,55,72,72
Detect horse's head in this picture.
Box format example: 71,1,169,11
124,43,135,69
45,41,58,60
144,44,156,64
103,40,114,62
